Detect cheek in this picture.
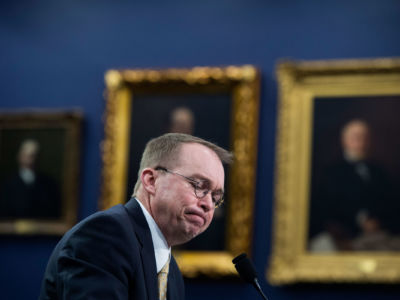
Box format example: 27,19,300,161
164,192,188,220
156,181,181,207
203,211,214,228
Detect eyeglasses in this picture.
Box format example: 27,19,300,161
155,166,224,208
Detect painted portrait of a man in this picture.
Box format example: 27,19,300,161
308,96,400,252
0,125,66,221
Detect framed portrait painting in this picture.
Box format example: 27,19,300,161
100,65,260,278
0,111,82,235
268,58,400,284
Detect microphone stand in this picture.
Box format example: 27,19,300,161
252,278,268,300
232,253,270,300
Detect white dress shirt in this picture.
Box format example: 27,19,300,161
20,168,35,185
135,198,171,272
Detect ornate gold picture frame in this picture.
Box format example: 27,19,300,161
0,111,82,235
268,58,400,284
101,65,260,278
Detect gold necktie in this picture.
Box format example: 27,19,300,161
158,258,170,300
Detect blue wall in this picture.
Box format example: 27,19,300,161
1,1,400,299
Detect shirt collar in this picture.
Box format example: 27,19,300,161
135,198,171,272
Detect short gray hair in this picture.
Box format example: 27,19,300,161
132,133,233,195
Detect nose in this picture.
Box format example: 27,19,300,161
198,192,213,212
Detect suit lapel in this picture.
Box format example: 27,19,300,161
166,266,176,300
125,199,159,300
166,256,183,300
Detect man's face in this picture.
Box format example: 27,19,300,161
150,143,225,246
18,145,38,169
341,121,370,160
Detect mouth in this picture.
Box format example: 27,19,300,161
184,210,206,227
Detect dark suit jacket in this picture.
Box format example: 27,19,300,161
39,198,185,300
309,159,395,239
0,172,60,219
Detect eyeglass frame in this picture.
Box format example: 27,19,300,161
154,166,225,208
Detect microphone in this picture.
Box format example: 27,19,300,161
232,253,269,300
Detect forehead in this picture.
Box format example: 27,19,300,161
175,143,225,186
343,122,369,136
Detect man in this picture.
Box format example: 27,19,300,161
309,119,394,251
39,133,232,299
0,139,60,219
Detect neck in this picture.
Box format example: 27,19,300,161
344,151,366,162
135,191,172,247
135,191,152,217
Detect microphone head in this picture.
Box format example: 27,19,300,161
232,253,258,283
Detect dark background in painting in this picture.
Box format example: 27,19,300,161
2,0,400,299
127,93,231,251
309,96,400,241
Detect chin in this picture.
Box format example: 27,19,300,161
183,227,203,242
173,233,197,246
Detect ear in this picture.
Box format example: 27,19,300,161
140,168,157,195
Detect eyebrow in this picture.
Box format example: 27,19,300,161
189,173,224,192
188,173,213,185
